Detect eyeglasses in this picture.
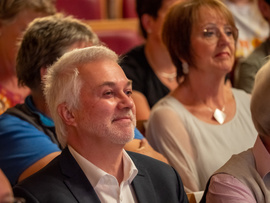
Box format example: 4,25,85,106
202,25,238,44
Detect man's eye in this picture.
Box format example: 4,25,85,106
104,91,113,96
125,90,132,96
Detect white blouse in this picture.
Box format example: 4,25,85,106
146,88,257,192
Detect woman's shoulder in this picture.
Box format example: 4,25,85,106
152,95,182,109
232,88,251,102
232,88,255,123
149,96,187,120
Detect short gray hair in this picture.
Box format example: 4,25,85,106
44,46,118,147
16,13,100,91
251,57,270,136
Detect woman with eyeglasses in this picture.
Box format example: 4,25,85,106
146,0,257,192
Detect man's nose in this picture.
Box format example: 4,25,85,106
118,93,134,109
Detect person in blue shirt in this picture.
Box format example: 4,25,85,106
0,14,167,186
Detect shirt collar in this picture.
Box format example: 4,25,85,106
25,95,54,127
68,146,138,187
122,150,138,184
252,135,270,179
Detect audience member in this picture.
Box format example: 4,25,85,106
222,0,269,59
0,14,100,186
119,0,182,120
13,46,188,203
235,0,270,93
0,14,168,186
202,56,270,203
0,169,13,203
146,0,257,192
0,0,56,115
0,168,25,203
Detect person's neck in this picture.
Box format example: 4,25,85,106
0,74,18,88
0,55,16,79
174,71,227,108
70,139,125,184
0,59,17,88
0,59,31,96
0,74,30,98
261,135,270,154
144,39,175,73
31,91,51,117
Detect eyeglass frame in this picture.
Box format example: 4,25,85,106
202,24,238,44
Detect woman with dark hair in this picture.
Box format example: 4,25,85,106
119,0,182,120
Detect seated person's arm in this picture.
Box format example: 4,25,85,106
124,138,168,164
206,174,256,203
0,114,61,185
146,107,198,192
132,90,150,121
18,151,60,182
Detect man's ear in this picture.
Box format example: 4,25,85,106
57,103,77,127
141,13,154,34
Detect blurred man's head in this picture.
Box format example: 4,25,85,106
16,14,100,92
251,58,270,136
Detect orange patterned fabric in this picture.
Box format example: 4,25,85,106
0,85,24,115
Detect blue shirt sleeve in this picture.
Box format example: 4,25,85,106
0,114,60,185
134,127,144,140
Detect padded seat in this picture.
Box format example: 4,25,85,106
96,29,144,55
122,0,137,18
56,0,106,20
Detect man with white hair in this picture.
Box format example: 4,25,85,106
13,46,188,203
0,13,167,187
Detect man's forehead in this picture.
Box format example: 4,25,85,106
80,59,120,73
97,80,132,88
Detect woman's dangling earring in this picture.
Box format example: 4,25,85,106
182,62,189,74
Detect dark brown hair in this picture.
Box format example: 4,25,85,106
136,0,164,38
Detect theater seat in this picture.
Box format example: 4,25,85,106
186,191,204,203
122,0,137,18
96,29,144,55
56,0,106,20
